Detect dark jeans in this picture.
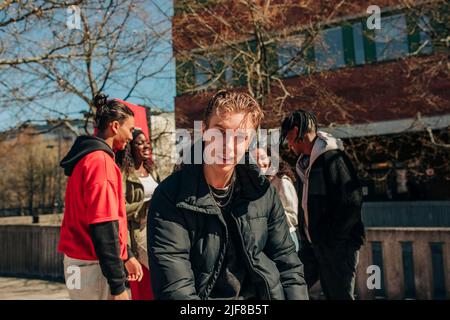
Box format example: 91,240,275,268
298,241,359,300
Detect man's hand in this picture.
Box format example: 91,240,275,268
111,290,129,300
125,257,143,282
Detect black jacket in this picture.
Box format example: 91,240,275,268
147,162,308,300
296,149,365,249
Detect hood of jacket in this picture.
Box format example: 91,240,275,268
294,131,344,243
296,131,344,180
60,135,114,176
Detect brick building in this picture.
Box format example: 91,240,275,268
172,0,450,201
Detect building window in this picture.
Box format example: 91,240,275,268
401,241,416,299
277,34,308,77
430,243,446,299
223,54,234,84
314,26,346,71
371,241,386,298
194,54,233,89
375,14,409,61
194,56,212,87
176,59,194,96
417,15,433,54
352,22,366,65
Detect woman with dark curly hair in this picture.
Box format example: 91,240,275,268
116,128,159,300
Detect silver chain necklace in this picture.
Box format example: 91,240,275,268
208,176,236,208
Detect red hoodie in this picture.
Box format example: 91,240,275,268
58,136,128,261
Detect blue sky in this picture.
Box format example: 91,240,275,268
0,0,175,131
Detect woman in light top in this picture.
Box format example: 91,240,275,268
116,128,159,300
254,147,300,251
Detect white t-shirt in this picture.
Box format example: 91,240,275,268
271,175,298,232
138,174,158,202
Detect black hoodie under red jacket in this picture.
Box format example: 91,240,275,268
59,135,132,296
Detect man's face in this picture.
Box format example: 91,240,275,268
203,111,255,173
286,127,304,156
112,116,135,151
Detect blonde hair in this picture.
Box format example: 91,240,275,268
204,90,264,128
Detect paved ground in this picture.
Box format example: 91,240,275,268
0,275,319,300
0,277,137,300
0,277,69,300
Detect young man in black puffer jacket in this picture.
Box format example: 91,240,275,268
147,91,308,300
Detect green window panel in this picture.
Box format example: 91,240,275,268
342,23,356,67
362,22,377,64
352,22,366,65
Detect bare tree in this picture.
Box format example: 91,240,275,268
0,0,172,133
0,126,62,215
0,1,176,217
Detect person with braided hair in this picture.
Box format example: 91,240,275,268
116,129,159,300
58,92,143,300
280,109,365,300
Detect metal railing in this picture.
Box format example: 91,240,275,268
0,225,63,281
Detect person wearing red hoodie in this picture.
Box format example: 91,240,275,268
58,93,143,300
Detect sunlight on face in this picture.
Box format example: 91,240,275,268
255,148,271,174
113,116,135,151
203,112,255,171
132,133,151,161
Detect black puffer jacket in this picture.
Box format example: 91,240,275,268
147,162,308,300
296,143,365,249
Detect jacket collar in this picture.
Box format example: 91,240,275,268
126,170,141,183
124,166,159,184
175,163,219,214
296,130,344,180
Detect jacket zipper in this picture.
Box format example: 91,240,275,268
230,212,272,300
202,213,228,300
